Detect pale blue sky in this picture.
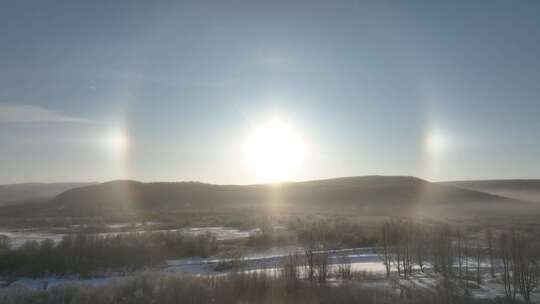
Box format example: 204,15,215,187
1,0,539,184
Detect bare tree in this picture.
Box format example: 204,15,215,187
499,231,515,299
402,219,413,279
303,246,315,281
281,253,301,291
379,222,392,277
431,224,453,277
475,239,482,285
512,232,539,302
336,256,352,280
497,229,539,301
456,229,464,279
0,235,9,251
412,223,428,273
464,236,470,287
302,229,323,282
314,251,329,283
485,228,495,278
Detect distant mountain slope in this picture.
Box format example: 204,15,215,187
0,182,96,206
440,180,540,203
2,176,525,218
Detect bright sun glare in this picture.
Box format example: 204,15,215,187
244,120,306,183
425,131,449,156
104,129,129,157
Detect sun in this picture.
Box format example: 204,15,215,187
244,120,306,183
425,130,449,156
104,129,129,158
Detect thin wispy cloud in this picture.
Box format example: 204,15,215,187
0,103,94,124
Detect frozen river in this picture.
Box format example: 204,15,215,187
165,247,383,274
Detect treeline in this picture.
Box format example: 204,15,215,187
498,230,540,302
378,219,540,302
288,217,378,248
243,216,377,249
0,271,523,304
0,232,217,278
245,229,297,248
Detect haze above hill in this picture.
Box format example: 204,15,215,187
0,182,95,206
440,180,540,203
0,176,534,219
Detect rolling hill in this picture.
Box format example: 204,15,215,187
0,176,529,218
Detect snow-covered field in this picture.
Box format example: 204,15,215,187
2,247,382,290
0,230,64,248
1,232,538,302
93,226,260,241
0,226,260,249
2,245,538,302
4,276,115,290
0,246,384,289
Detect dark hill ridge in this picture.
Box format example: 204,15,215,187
440,180,540,203
34,176,524,217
